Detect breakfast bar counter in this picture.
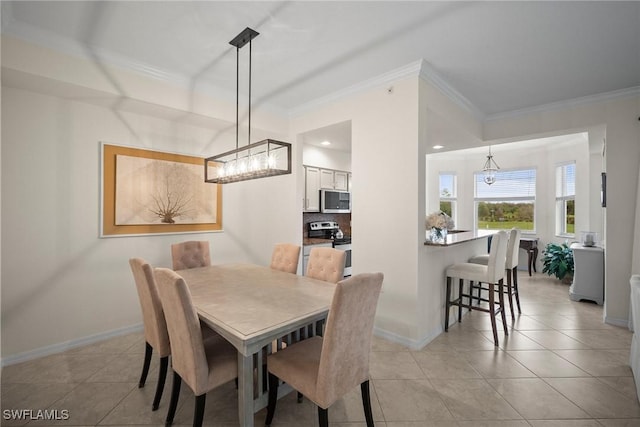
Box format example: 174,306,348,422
424,230,494,246
416,230,496,347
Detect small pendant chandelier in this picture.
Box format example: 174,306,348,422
482,146,500,185
204,27,291,184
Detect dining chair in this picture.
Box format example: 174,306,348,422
469,228,522,319
444,230,509,346
171,241,211,270
270,243,301,274
265,272,384,427
129,258,171,411
306,247,346,283
154,267,238,427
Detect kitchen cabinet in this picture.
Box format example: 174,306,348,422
304,166,321,212
320,169,348,191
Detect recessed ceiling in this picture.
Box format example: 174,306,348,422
2,1,639,118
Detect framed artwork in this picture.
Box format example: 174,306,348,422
101,143,223,236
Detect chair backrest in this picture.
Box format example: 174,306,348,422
171,241,211,270
487,230,509,283
270,243,301,274
129,258,171,357
315,272,384,408
306,247,346,283
154,267,210,395
506,228,522,269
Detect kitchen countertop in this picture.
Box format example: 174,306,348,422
303,237,333,246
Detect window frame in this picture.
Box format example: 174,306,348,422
555,161,576,237
473,167,537,233
439,172,457,226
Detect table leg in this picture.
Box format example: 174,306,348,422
238,352,254,427
527,250,533,276
532,247,538,273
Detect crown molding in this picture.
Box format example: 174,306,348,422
417,59,485,120
289,60,425,117
486,86,640,122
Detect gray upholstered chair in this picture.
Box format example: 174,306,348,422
306,247,346,283
469,228,522,319
445,230,509,346
265,272,384,427
129,258,171,411
171,241,211,270
154,268,238,427
270,243,301,274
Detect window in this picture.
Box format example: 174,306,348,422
439,173,457,224
556,162,576,235
474,168,536,231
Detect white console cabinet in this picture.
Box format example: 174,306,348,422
569,243,604,305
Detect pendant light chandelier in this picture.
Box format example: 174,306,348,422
482,146,500,185
204,27,291,184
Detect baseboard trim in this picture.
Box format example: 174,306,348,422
1,323,143,368
373,325,443,351
605,316,630,329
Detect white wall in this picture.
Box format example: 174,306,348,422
1,66,300,362
292,76,424,343
302,144,352,172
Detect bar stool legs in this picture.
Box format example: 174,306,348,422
444,276,508,346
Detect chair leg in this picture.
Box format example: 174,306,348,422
468,280,474,311
318,406,329,427
361,380,375,427
506,270,516,320
498,279,509,335
152,355,169,410
265,373,279,426
139,342,153,388
457,278,464,323
445,276,453,332
513,267,522,313
165,372,182,427
193,394,206,427
488,282,499,346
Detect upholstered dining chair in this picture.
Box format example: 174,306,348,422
171,241,211,270
265,272,384,427
270,243,301,274
306,247,346,283
469,228,522,319
154,268,238,427
444,230,509,346
129,258,171,411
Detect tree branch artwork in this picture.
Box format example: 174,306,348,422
148,173,194,223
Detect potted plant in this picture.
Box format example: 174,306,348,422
542,241,574,283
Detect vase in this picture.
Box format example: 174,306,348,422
430,227,448,243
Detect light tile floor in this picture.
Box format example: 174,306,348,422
2,273,639,426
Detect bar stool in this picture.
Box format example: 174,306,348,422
444,230,509,345
468,228,522,319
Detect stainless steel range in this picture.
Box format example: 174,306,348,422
308,221,352,277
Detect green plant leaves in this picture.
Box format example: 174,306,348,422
542,241,574,281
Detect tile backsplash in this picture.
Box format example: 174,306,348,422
303,213,351,237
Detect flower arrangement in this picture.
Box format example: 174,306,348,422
425,211,455,230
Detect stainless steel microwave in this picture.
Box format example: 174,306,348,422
320,189,351,213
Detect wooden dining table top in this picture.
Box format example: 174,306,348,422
175,263,336,355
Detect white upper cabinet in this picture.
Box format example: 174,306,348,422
304,166,321,212
319,169,349,190
334,171,348,191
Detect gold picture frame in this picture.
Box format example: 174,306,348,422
101,143,223,236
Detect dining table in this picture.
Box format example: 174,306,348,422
175,263,337,427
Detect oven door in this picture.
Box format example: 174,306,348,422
334,243,352,277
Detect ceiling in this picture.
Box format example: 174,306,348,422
2,1,639,120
